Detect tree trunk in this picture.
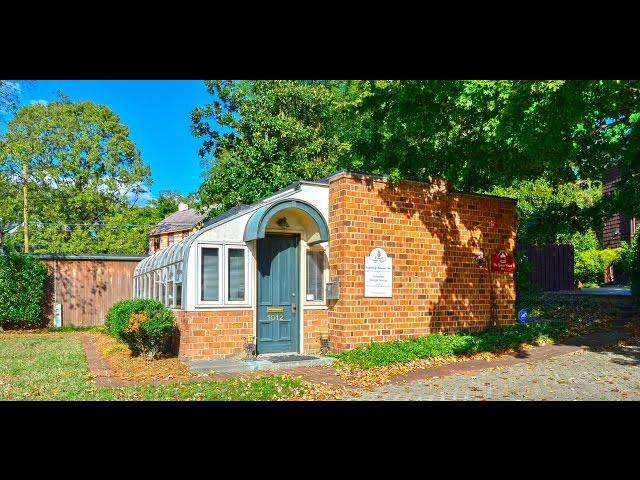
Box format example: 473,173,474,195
22,161,29,253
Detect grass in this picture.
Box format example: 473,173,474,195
91,375,308,401
0,333,94,399
332,323,569,369
0,333,307,400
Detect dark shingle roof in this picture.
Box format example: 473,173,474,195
150,208,207,235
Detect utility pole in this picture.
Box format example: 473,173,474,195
22,160,29,253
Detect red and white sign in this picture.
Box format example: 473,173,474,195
490,249,515,273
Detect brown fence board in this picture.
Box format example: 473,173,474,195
42,258,141,326
516,244,574,291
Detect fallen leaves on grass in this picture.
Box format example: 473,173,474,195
91,333,195,383
332,344,551,391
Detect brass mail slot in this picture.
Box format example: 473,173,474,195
267,307,285,313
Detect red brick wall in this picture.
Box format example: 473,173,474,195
327,172,517,351
173,309,253,361
303,308,329,354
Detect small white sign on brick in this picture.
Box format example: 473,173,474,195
364,248,392,297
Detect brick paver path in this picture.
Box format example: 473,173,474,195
346,344,640,401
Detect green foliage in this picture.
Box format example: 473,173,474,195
191,80,351,215
490,178,602,245
333,323,568,369
0,100,152,253
148,190,188,219
514,250,538,297
105,299,175,359
0,253,47,327
629,231,640,303
574,247,627,285
192,80,640,243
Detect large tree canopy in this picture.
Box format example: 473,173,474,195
191,80,350,214
0,99,153,253
192,80,640,243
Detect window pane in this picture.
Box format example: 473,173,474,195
201,247,219,301
306,251,324,301
161,269,167,306
228,248,246,301
175,282,182,308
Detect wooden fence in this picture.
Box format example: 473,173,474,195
516,244,575,291
39,254,145,327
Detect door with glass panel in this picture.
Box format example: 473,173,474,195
257,234,300,354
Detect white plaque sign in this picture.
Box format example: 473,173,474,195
364,248,393,297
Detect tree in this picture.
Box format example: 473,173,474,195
0,99,151,253
0,174,21,253
94,206,163,254
148,190,186,218
341,80,640,230
0,80,20,123
191,80,350,215
192,80,640,240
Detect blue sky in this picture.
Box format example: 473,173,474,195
4,80,215,202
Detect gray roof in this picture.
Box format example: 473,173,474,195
150,208,207,235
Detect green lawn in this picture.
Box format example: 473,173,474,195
333,323,570,369
0,333,307,401
0,334,94,400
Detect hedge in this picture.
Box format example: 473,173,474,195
0,254,48,328
105,299,175,359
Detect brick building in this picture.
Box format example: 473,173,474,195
133,171,517,362
148,203,206,253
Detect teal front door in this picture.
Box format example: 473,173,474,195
257,234,300,354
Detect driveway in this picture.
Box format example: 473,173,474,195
345,342,640,401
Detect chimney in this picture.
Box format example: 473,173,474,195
178,202,189,212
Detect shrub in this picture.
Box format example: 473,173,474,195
629,232,640,303
0,253,48,328
575,247,625,285
515,251,538,297
105,299,175,359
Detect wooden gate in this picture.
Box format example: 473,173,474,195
516,244,574,291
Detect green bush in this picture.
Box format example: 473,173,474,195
334,323,569,369
515,251,538,297
105,299,175,359
0,253,48,328
575,247,626,285
629,232,640,303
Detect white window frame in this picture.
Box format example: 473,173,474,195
305,246,328,306
167,265,175,308
196,242,223,306
175,263,183,309
224,244,250,306
154,270,161,302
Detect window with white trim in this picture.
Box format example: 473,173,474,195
199,245,221,303
167,265,175,307
160,268,167,306
306,250,326,303
175,264,183,308
226,245,248,303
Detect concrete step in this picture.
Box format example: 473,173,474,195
189,354,335,374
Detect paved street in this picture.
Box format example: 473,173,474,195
347,343,640,401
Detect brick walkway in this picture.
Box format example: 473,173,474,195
82,329,635,398
345,343,640,401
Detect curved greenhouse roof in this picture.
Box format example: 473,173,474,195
134,239,189,276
